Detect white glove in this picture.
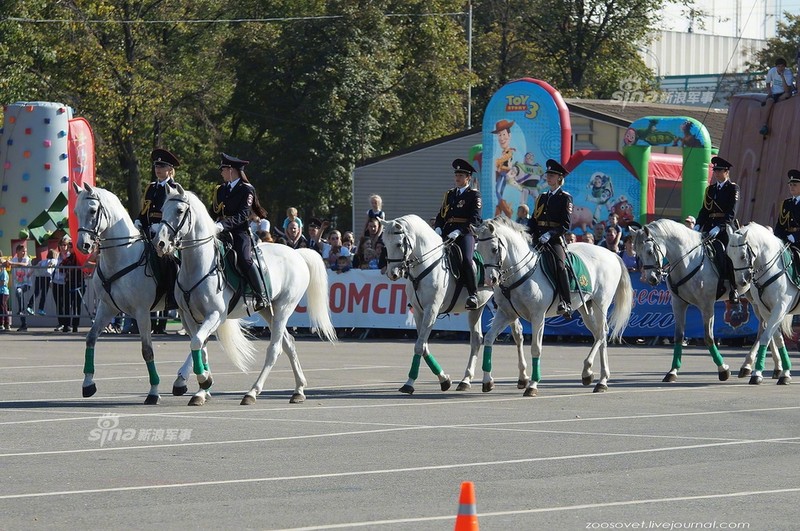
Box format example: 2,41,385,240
708,226,720,237
133,219,142,230
789,235,795,243
447,230,460,240
693,224,700,231
214,222,224,233
539,232,551,244
434,227,442,236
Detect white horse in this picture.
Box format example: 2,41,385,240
632,219,781,383
475,217,633,396
72,182,191,404
381,215,526,395
727,223,793,385
153,184,336,405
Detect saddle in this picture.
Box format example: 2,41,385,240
783,247,800,288
145,245,179,311
539,248,592,293
216,237,273,308
443,244,485,286
703,239,731,300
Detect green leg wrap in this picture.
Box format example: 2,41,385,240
191,349,205,375
671,344,682,370
408,354,422,380
423,353,443,375
531,358,541,382
204,362,209,372
146,360,160,386
779,346,792,371
709,344,724,367
83,347,95,375
482,345,493,373
755,345,768,372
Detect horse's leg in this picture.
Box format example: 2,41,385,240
457,308,483,391
664,300,689,382
133,314,161,405
187,313,221,406
524,318,546,397
81,302,116,398
510,319,529,389
479,307,515,393
701,305,730,381
740,310,766,378
770,330,792,385
400,307,449,394
241,312,287,405
579,303,610,392
749,310,788,385
281,331,308,403
173,314,193,396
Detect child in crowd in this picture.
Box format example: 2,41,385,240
0,252,9,331
334,255,352,273
363,194,385,236
282,207,303,232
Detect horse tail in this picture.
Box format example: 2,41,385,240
608,255,634,342
216,318,258,372
297,248,338,344
780,314,793,338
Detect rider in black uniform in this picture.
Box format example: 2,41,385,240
527,159,573,318
135,148,180,318
433,158,482,309
211,153,269,311
774,168,800,252
694,156,740,303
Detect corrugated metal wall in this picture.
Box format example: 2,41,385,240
642,31,767,76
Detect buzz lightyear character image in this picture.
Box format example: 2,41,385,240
586,171,615,223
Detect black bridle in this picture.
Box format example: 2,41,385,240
76,193,143,250
476,231,539,318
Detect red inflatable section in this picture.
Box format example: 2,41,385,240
66,118,96,264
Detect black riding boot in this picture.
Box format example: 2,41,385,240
245,264,269,311
556,266,573,318
463,264,478,310
727,257,740,304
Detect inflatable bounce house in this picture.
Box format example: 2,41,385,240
475,78,713,240
0,101,95,261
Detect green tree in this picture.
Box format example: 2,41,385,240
747,13,800,73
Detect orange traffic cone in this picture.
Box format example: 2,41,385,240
454,481,479,530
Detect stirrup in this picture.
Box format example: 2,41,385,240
728,289,740,304
557,301,573,318
253,297,269,311
465,295,478,310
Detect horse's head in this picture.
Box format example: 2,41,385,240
475,221,503,287
631,224,665,286
380,218,411,281
153,183,192,257
72,181,108,254
726,225,754,292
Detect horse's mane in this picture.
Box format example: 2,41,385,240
645,218,702,244
739,221,781,249
486,215,533,245
83,185,132,223
396,214,435,235
182,189,219,236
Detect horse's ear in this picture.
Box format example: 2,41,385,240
393,221,402,232
643,225,651,237
627,221,642,232
71,181,82,195
488,222,496,234
175,183,185,196
82,182,93,193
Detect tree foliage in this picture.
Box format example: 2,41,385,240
747,13,800,73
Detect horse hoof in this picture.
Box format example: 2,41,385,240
456,381,471,391
718,369,731,382
662,373,677,383
172,385,188,396
240,394,256,406
772,369,781,379
777,376,791,386
399,384,414,395
199,375,214,390
482,381,495,393
144,394,160,405
82,383,97,398
593,383,608,393
738,367,751,378
440,377,452,392
748,375,763,385
581,374,594,386
188,395,206,406
289,393,306,403
523,387,538,397
517,378,530,389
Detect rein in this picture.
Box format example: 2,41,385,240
477,232,540,319
641,234,707,302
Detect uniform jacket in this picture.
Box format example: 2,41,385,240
527,187,573,239
137,178,175,229
696,180,739,231
211,180,257,234
434,187,482,234
775,197,800,242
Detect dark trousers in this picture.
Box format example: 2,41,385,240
31,277,50,311
53,283,81,330
454,233,477,295
545,239,571,304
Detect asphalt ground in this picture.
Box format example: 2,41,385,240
0,328,798,531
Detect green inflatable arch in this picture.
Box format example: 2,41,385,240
622,116,712,222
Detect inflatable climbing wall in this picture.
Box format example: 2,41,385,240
0,101,95,258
